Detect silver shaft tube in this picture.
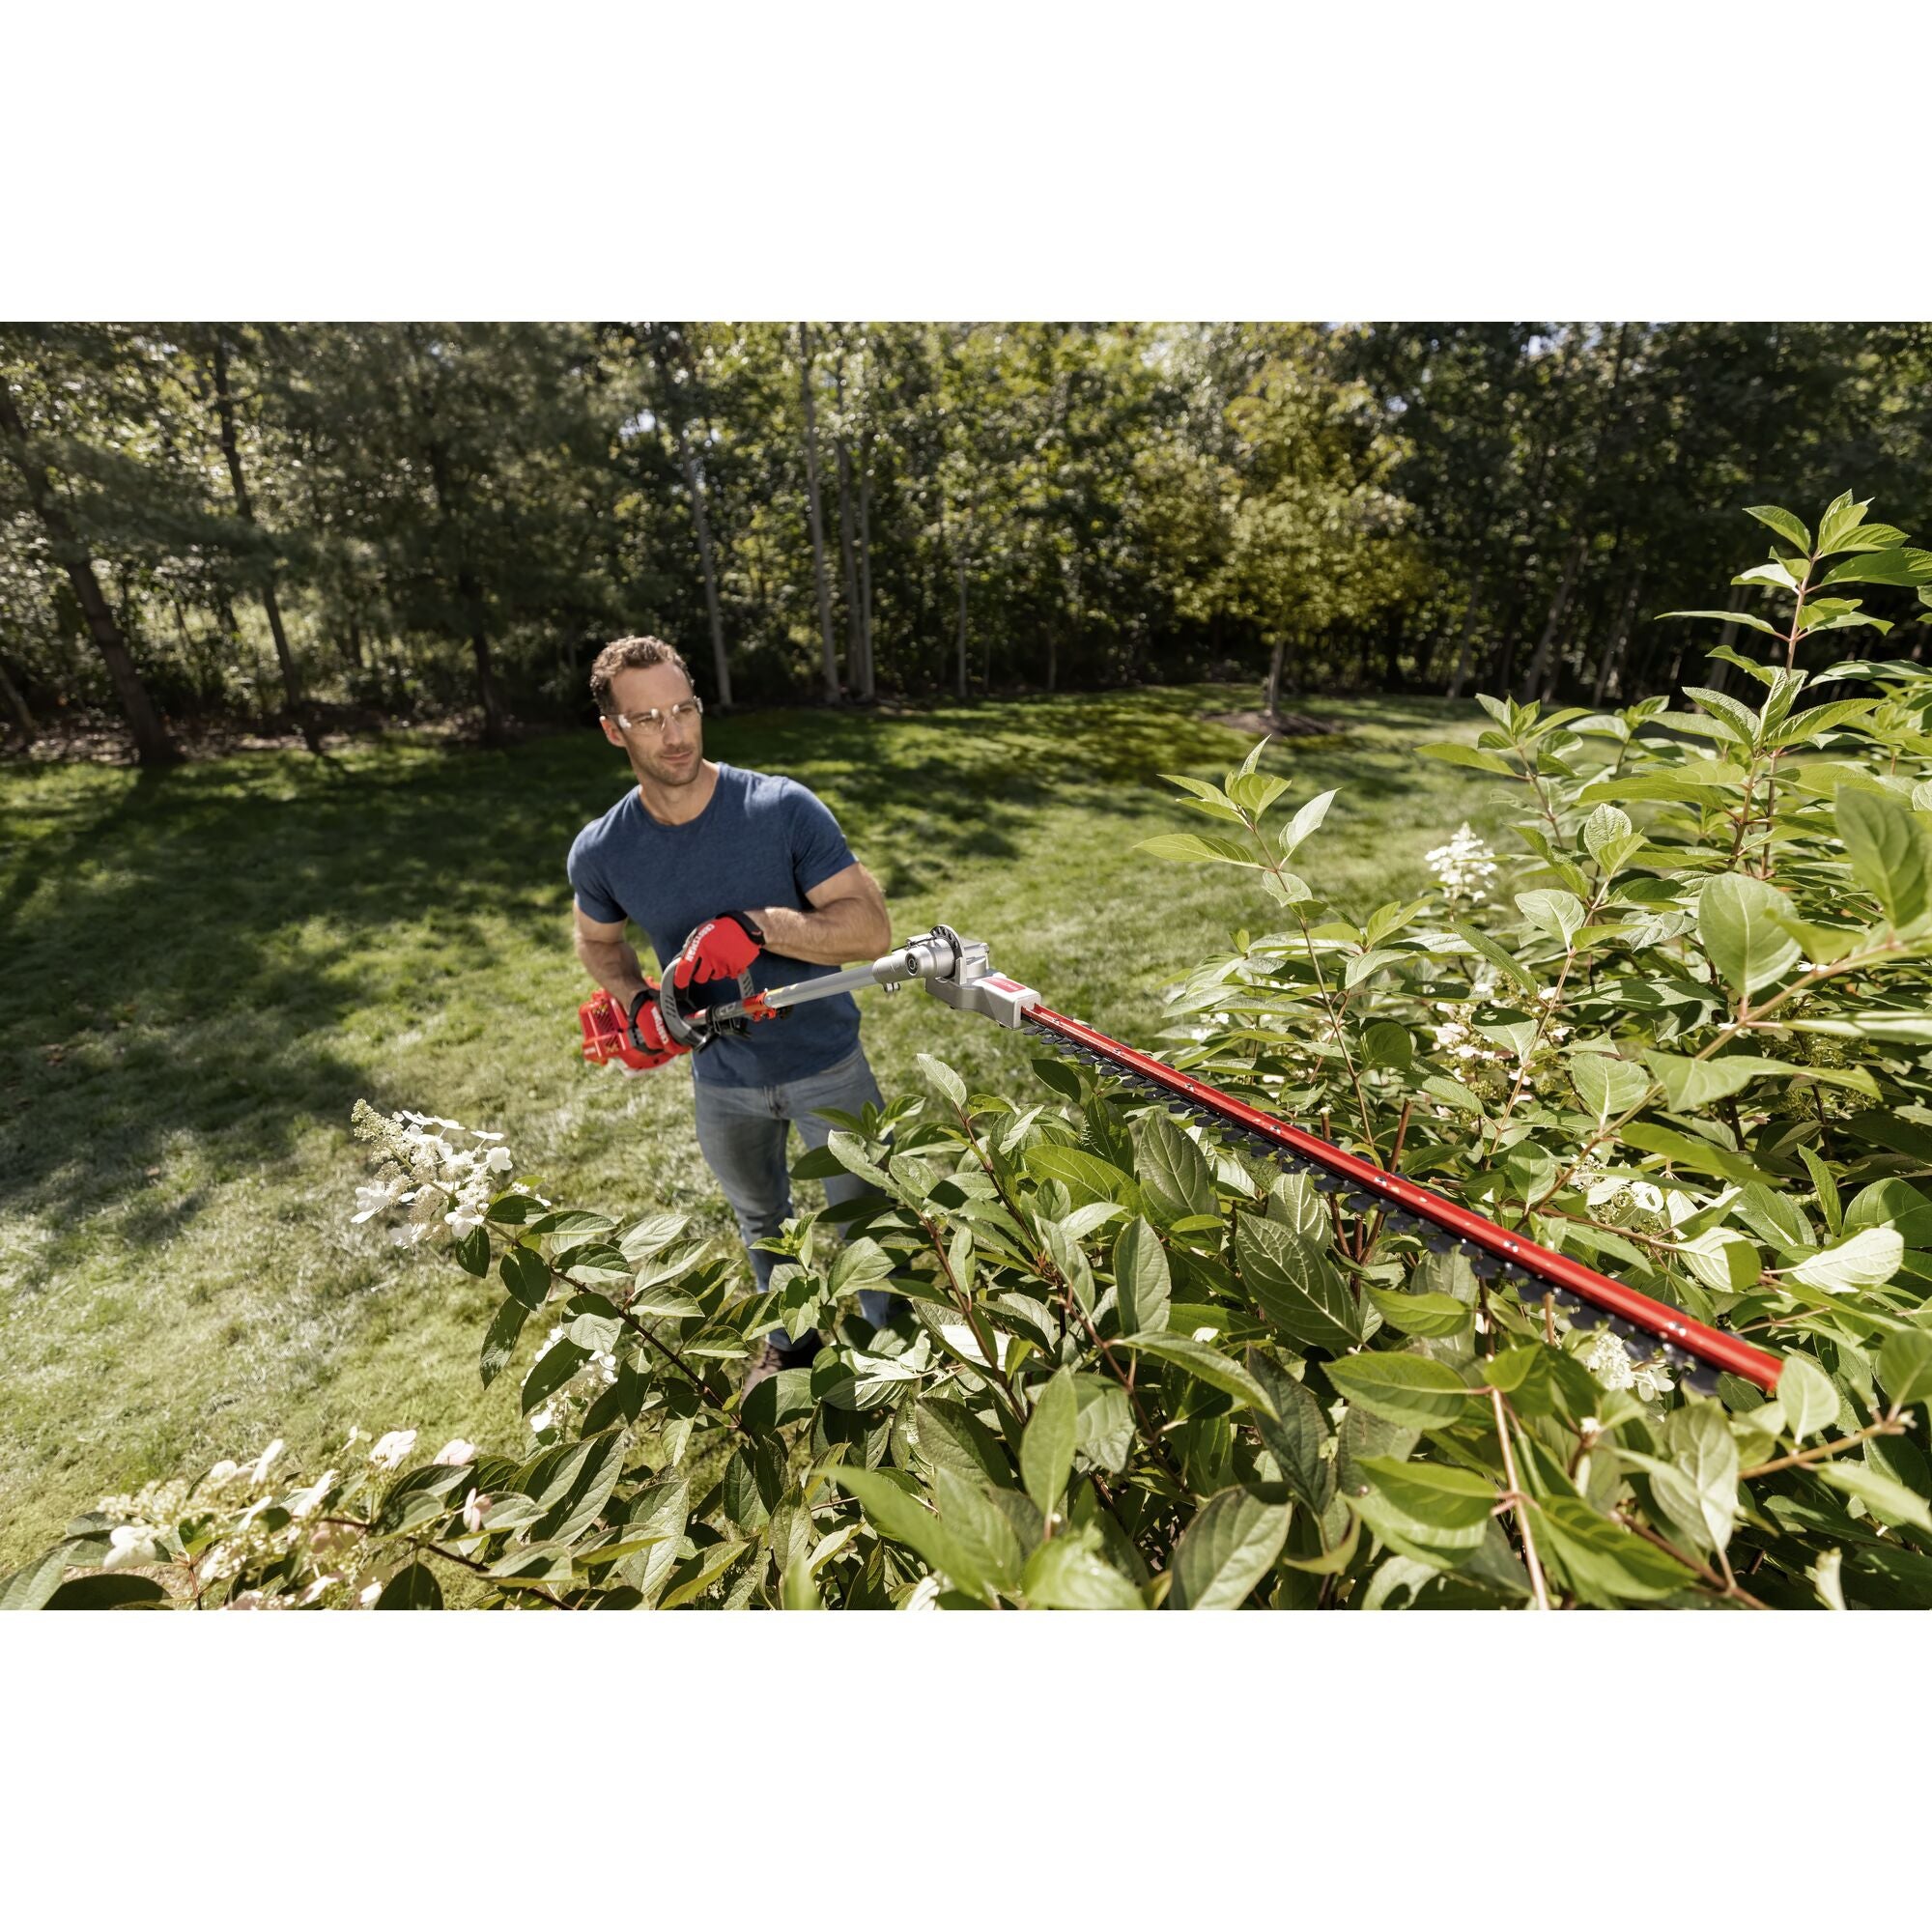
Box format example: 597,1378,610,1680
706,929,960,1022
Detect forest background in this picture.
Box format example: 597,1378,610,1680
9,321,1932,763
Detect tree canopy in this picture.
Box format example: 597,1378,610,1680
5,321,1931,761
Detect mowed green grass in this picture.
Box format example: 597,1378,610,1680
0,683,1502,1568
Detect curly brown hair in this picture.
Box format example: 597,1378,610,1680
588,636,695,715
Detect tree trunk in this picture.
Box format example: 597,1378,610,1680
0,653,37,746
1446,570,1485,700
796,324,840,703
652,331,731,709
856,428,875,701
468,609,504,742
1592,569,1644,705
1264,638,1288,718
831,412,862,699
405,327,506,746
0,379,182,766
956,549,970,699
211,333,321,752
1519,536,1586,701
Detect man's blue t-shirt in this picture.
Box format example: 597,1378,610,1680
567,763,865,1088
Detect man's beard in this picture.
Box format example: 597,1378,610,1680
632,744,702,787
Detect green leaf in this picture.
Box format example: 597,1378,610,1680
1658,609,1783,638
453,1225,491,1278
1697,873,1801,996
1366,1288,1474,1338
1620,1122,1774,1186
1776,1355,1839,1440
1244,1351,1333,1514
1817,548,1932,588
0,1544,79,1612
1651,1405,1739,1553
1582,802,1644,873
1356,1456,1497,1533
1122,1331,1276,1416
522,1337,588,1416
1021,1371,1079,1516
1744,504,1811,554
1324,1352,1471,1430
916,1053,967,1109
1135,1111,1216,1223
657,1540,750,1609
1420,742,1518,776
1113,1216,1171,1336
1815,490,1868,556
43,1574,170,1610
1877,1330,1932,1408
620,1210,691,1262
1023,1528,1144,1609
1641,1051,1787,1111
1570,1052,1652,1125
1279,787,1339,858
933,1468,1024,1592
1816,1463,1932,1535
1836,782,1932,933
829,1236,895,1296
825,1130,892,1191
1168,1487,1291,1609
1359,1019,1412,1069
1235,1213,1362,1351
1788,1227,1902,1293
822,1465,990,1598
1024,1144,1139,1210
1535,1497,1698,1605
499,1244,551,1312
1454,923,1536,995
630,1256,706,1318
1135,832,1263,868
914,1398,1015,1492
374,1563,444,1609
480,1293,530,1388
1516,890,1584,948
526,1209,616,1239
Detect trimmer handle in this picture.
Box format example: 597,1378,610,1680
656,966,756,1054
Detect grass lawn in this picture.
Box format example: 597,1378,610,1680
0,682,1504,1569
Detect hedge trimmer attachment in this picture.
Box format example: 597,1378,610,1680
580,923,1782,1397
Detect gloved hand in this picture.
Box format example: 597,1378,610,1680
625,982,688,1068
671,911,764,989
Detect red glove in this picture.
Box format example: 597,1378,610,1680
579,985,688,1073
624,985,687,1068
672,911,763,989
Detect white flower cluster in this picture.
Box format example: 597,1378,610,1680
350,1101,518,1246
1583,1328,1675,1403
527,1325,620,1437
90,1425,479,1609
1431,1010,1512,1069
1425,823,1500,905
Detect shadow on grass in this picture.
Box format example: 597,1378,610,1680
0,683,1454,1227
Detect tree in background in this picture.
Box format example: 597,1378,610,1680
7,320,1932,757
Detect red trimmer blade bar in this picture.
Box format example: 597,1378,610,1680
1024,1006,1782,1394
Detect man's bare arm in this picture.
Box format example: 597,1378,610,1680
574,903,651,1008
746,862,892,967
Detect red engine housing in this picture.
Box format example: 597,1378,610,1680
578,988,673,1073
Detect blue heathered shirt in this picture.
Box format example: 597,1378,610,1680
567,762,864,1088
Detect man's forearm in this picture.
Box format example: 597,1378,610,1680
577,933,650,1007
748,892,892,967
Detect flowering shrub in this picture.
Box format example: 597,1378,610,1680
7,494,1931,1611
1423,822,1499,907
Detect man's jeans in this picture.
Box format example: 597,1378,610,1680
692,1044,895,1341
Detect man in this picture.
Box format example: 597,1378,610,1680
567,635,897,1392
